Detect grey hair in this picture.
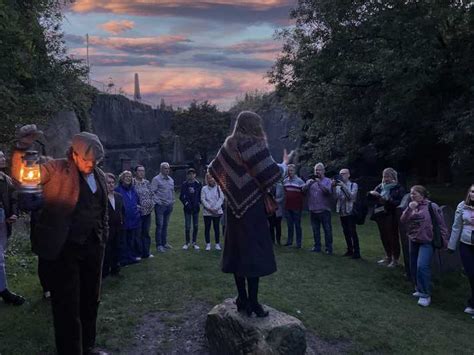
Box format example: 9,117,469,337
118,170,132,184
383,167,398,183
160,162,170,169
314,162,325,171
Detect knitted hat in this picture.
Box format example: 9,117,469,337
71,132,104,161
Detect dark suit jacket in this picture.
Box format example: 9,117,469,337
29,158,109,260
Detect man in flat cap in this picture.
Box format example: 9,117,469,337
12,126,109,355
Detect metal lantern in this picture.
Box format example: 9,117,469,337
19,150,42,193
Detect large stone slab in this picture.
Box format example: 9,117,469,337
205,298,306,355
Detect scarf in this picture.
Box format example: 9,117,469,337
381,182,397,200
209,135,281,218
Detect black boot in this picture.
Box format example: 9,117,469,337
0,289,25,306
247,277,269,318
234,274,248,312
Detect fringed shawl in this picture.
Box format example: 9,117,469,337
209,135,282,219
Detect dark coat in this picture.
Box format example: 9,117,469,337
179,179,202,213
29,158,108,260
108,192,124,239
371,183,406,218
0,173,18,237
115,184,140,230
222,196,277,277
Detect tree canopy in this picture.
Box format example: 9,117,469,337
0,0,94,145
171,101,231,163
270,1,473,180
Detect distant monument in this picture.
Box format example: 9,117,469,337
134,73,142,101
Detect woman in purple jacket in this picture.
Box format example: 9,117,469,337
400,185,448,307
116,170,142,265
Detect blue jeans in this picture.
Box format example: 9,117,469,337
155,204,173,247
286,210,302,246
139,214,152,257
184,211,199,244
310,210,333,252
410,241,434,298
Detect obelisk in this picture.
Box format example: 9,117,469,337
134,73,142,101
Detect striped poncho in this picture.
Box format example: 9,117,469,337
209,135,282,219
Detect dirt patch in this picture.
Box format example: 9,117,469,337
123,302,351,354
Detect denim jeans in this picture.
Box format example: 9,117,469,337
459,242,474,307
409,241,434,298
286,209,302,246
184,211,199,244
310,210,333,252
155,204,173,247
139,214,152,257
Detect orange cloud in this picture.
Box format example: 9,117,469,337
99,20,135,34
91,67,272,108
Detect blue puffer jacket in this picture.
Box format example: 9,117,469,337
115,184,141,230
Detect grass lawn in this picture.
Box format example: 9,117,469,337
1,189,473,354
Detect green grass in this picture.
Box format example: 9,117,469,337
1,190,473,354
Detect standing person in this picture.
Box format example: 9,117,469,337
180,168,202,250
209,111,288,318
304,163,333,254
151,162,175,252
333,168,360,258
369,168,405,268
283,164,304,248
201,173,224,251
11,127,109,355
102,173,124,278
448,184,474,316
0,151,23,306
134,165,154,258
268,181,284,245
115,171,141,265
400,185,448,307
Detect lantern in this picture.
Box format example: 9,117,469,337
19,150,42,193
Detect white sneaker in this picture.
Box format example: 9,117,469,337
464,306,474,315
418,297,431,307
193,243,200,250
43,291,51,299
412,291,422,297
135,257,142,261
215,243,222,251
387,260,398,268
182,244,189,250
377,258,389,265
148,254,154,258
205,243,211,251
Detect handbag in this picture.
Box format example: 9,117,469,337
428,202,443,249
263,191,278,216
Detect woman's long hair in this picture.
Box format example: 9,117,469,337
464,184,474,206
229,111,266,141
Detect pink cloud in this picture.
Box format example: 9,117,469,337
69,0,293,24
99,20,135,34
91,67,272,108
87,35,193,55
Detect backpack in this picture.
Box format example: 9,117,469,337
428,202,443,249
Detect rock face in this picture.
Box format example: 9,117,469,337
205,298,306,355
90,94,174,175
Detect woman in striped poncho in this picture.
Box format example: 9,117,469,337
209,111,288,317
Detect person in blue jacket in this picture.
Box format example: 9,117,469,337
180,168,202,250
115,170,141,265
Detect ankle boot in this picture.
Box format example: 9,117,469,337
246,302,269,318
235,296,248,312
0,289,25,306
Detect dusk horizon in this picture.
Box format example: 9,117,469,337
63,0,294,109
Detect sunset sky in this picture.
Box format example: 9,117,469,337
63,0,294,109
